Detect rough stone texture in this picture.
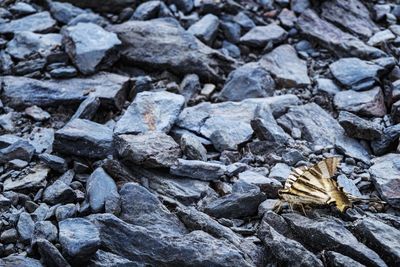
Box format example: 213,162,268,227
42,180,76,205
49,1,87,24
114,91,185,135
188,14,220,45
338,111,382,140
58,0,136,13
3,165,49,191
17,212,35,243
0,12,56,34
37,239,71,267
368,30,396,46
170,159,226,181
259,44,310,87
371,124,400,155
88,250,136,267
108,18,235,82
0,140,35,164
180,133,207,161
62,23,121,75
238,171,282,197
240,24,287,48
0,256,43,267
323,251,365,267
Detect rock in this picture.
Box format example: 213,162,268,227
1,72,130,109
39,153,68,173
258,199,280,216
233,12,255,31
0,12,56,34
49,1,87,24
0,112,14,131
334,87,386,117
131,1,163,21
3,165,49,191
54,119,113,159
88,250,136,267
219,63,275,101
1,228,18,243
6,32,62,60
221,21,241,43
115,132,181,168
49,66,78,78
119,182,187,235
259,44,310,87
28,127,54,154
56,204,77,222
25,106,50,122
316,78,341,96
108,18,235,82
0,140,35,164
369,154,400,208
86,167,119,213
323,251,365,267
321,0,378,38
37,239,71,267
9,2,36,16
42,180,76,205
68,13,108,27
283,213,387,267
114,91,184,135
279,8,297,28
71,95,100,121
338,111,382,140
257,221,324,267
179,74,201,103
291,0,310,14
59,218,100,264
170,0,194,14
368,30,396,46
88,213,253,266
17,212,35,243
62,23,121,75
337,174,362,197
170,159,226,181
392,100,400,124
180,133,207,161
0,194,11,210
269,163,292,182
330,58,383,91
371,124,400,155
297,9,385,59
0,256,43,267
32,221,58,244
240,24,287,48
57,0,136,13
238,171,282,197
188,14,219,45
204,190,267,218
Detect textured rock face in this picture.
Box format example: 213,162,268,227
0,12,56,33
58,0,136,12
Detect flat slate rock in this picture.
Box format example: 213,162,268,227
58,0,137,12
187,14,220,45
170,159,227,181
1,72,129,109
48,1,88,24
3,165,49,191
114,91,184,135
240,24,287,48
259,44,310,87
323,251,365,267
0,256,43,267
108,18,235,82
0,12,56,34
297,9,386,59
338,111,382,140
54,119,113,159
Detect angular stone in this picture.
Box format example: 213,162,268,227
238,171,282,197
130,1,164,21
37,239,71,267
297,9,385,59
329,58,384,91
369,154,400,208
323,251,365,267
392,100,400,124
25,106,50,121
58,0,136,13
4,165,49,191
9,2,36,16
115,132,181,168
88,250,136,267
28,127,54,154
0,140,35,164
334,87,386,117
17,212,35,243
269,163,291,183
71,95,100,121
259,44,310,87
6,32,62,60
219,63,275,101
337,174,362,197
32,221,58,244
0,256,43,267
120,182,187,235
170,159,226,181
108,18,235,82
316,78,341,96
371,124,400,155
49,1,87,24
1,73,130,109
56,204,77,222
0,12,56,34
240,24,287,48
368,29,396,46
87,167,119,213
54,119,113,159
42,180,76,205
180,133,207,161
179,74,201,103
338,111,382,140
114,91,184,135
62,23,121,75
188,14,220,45
39,153,68,173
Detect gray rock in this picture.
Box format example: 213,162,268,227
0,50,13,74
392,100,400,124
240,24,287,48
114,91,185,135
9,2,36,16
188,14,219,45
221,21,241,43
49,66,78,78
323,251,365,267
131,1,162,21
108,18,235,82
170,159,226,181
25,106,50,121
88,250,137,267
337,174,362,197
321,0,378,38
17,212,35,243
54,119,113,159
283,214,387,267
0,140,35,164
37,239,71,267
170,0,194,14
371,124,400,155
3,165,49,191
32,221,58,244
259,44,310,87
119,182,187,235
28,127,54,154
42,180,76,205
204,191,267,218
233,12,255,30
297,9,385,59
32,203,50,222
338,111,382,140
269,163,292,183
55,0,136,13
0,194,11,210
56,204,77,222
368,30,396,46
49,1,87,24
0,12,56,34
291,0,310,14
88,213,254,266
0,228,18,243
238,171,282,197
0,256,43,267
179,74,201,103
86,167,119,213
1,72,130,109
219,63,275,101
39,153,68,173
6,32,62,60
180,133,207,161
334,87,386,117
62,23,121,75
258,199,280,216
369,154,400,208
68,13,108,27
115,132,181,168
329,58,384,91
71,95,101,120
316,78,341,96
59,218,100,264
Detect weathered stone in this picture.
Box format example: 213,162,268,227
49,66,78,78
219,63,275,101
131,1,162,21
0,140,35,164
32,221,58,244
170,159,226,181
297,9,385,59
392,100,400,124
68,13,108,27
54,119,113,159
369,154,400,208
0,228,18,243
88,250,136,267
0,12,56,34
25,106,50,121
39,153,68,173
49,1,87,24
240,24,287,48
57,0,136,13
371,124,400,155
3,165,49,191
180,133,207,161
368,30,396,46
108,18,235,82
17,212,35,243
334,87,386,117
114,91,184,135
238,171,282,197
188,14,219,45
62,23,121,75
179,74,201,103
316,78,341,96
28,127,54,154
9,2,36,16
71,95,101,121
56,204,77,222
323,251,365,267
42,180,76,205
0,256,43,267
37,239,71,267
115,132,181,168
338,111,382,140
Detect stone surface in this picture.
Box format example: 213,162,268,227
108,18,235,82
338,111,382,140
238,171,282,197
0,12,56,34
259,44,310,87
323,251,365,267
368,29,396,46
49,1,87,24
188,14,220,45
88,250,136,267
25,106,50,121
240,24,287,48
57,0,136,13
42,180,76,205
39,153,68,173
32,221,58,244
37,239,71,267
180,133,207,161
0,140,35,164
131,1,163,21
17,212,35,243
371,124,400,155
3,165,49,191
114,91,184,135
62,23,121,75
54,119,113,159
0,256,43,267
170,159,226,181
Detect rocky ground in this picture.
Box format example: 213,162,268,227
0,0,400,266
